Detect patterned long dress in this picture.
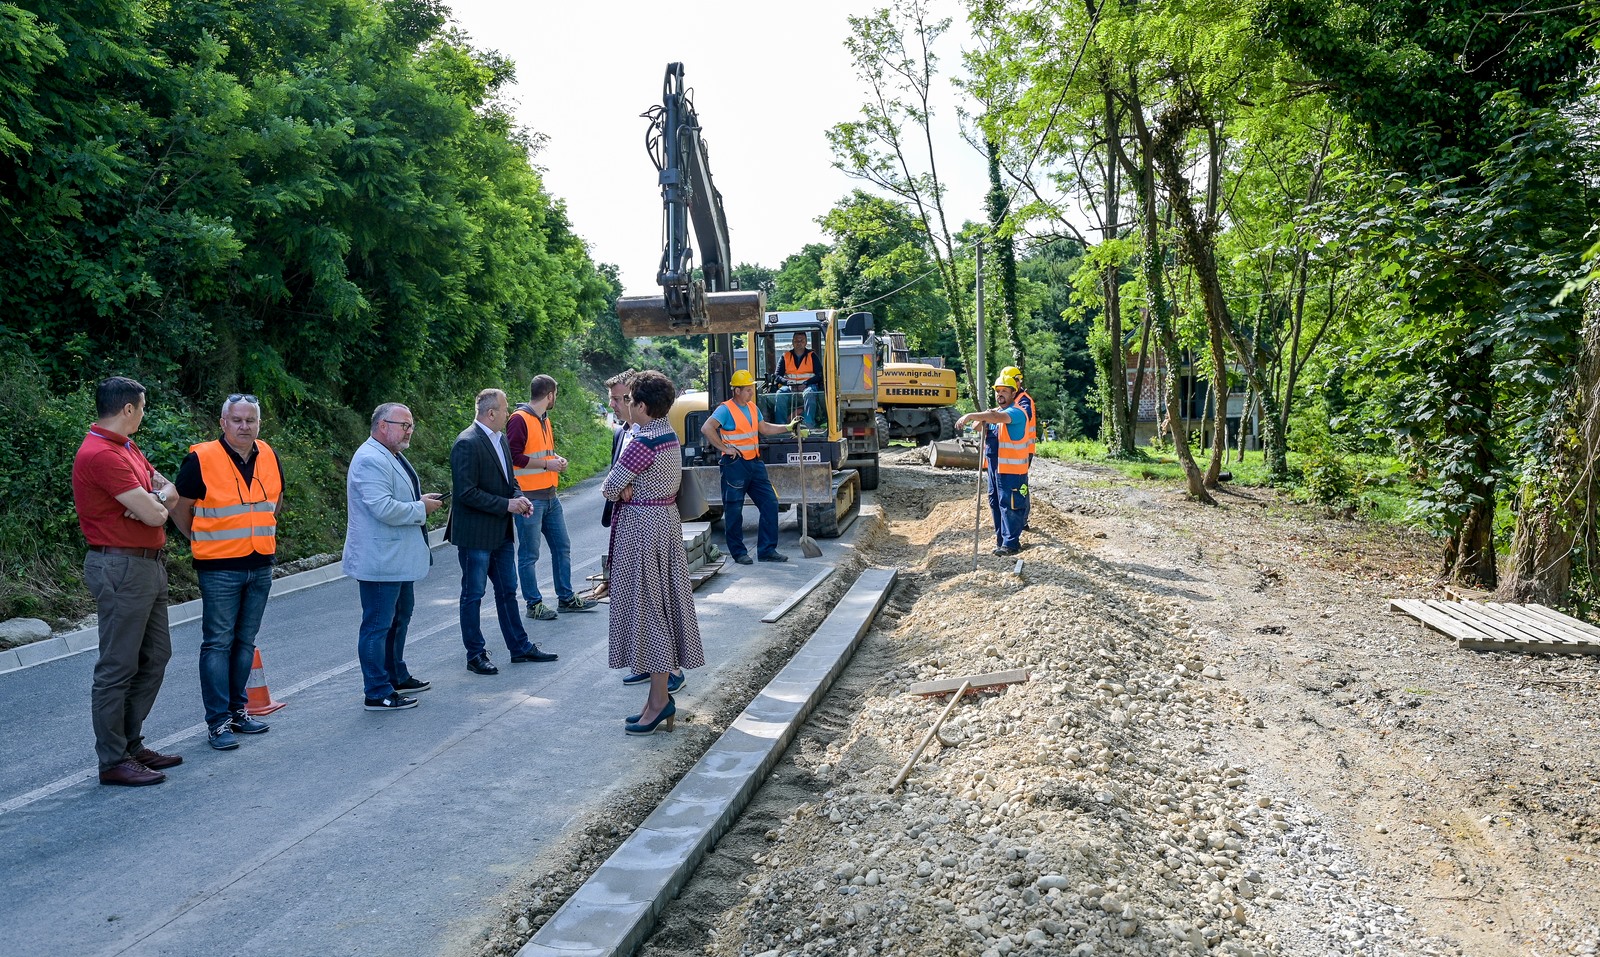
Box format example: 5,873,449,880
602,417,704,674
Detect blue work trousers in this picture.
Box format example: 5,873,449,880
775,386,820,427
197,566,273,729
987,468,1029,551
719,454,780,559
514,495,573,605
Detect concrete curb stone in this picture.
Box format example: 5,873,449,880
516,562,898,957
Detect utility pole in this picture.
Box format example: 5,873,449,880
974,242,987,406
972,241,987,573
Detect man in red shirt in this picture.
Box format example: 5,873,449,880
72,376,182,786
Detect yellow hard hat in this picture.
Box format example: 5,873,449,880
993,372,1020,390
1001,365,1023,382
729,369,756,387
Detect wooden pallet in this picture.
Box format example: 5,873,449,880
1389,598,1600,655
689,561,724,591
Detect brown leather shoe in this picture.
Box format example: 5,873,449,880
99,759,166,787
132,747,183,770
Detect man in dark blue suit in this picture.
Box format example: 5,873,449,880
446,389,557,675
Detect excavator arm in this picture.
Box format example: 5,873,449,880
616,63,764,337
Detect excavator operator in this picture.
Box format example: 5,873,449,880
774,331,822,429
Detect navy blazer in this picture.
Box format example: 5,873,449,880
601,424,630,528
445,423,519,552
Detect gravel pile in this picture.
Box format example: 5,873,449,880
479,451,1599,957
691,467,1455,957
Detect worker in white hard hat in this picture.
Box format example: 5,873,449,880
956,372,1029,556
700,369,798,565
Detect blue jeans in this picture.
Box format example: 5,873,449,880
775,386,819,427
198,566,273,730
357,580,415,700
459,538,534,660
987,469,1028,551
719,454,780,559
514,495,574,605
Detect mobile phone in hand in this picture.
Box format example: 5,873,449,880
436,490,452,502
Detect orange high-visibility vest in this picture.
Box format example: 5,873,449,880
189,439,281,559
995,413,1030,476
1016,389,1038,455
780,350,815,388
511,409,558,492
719,401,761,460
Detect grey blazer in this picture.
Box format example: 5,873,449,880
342,437,431,582
445,423,518,552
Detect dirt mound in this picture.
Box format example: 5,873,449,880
635,454,1600,957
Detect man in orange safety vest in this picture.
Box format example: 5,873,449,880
170,393,284,751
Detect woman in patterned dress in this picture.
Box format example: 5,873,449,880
601,370,703,734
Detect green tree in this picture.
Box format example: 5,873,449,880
770,244,829,310
819,190,947,353
829,1,979,401
1264,0,1598,586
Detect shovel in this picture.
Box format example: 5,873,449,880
793,422,823,558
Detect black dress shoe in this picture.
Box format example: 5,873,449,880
757,551,789,562
466,654,499,675
510,646,558,663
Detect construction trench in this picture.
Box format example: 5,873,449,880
459,449,1600,957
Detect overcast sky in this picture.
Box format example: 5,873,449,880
443,0,991,296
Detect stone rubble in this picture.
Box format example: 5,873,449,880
695,524,1448,957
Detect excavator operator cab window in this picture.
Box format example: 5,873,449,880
755,327,821,427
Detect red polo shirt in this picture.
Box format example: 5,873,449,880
72,426,166,549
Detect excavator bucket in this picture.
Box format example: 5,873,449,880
616,289,766,337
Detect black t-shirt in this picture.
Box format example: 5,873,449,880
175,436,283,572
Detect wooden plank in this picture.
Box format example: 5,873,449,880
689,561,724,591
907,669,1029,697
760,565,836,623
1526,603,1600,641
1480,603,1596,648
1390,599,1502,648
1421,600,1538,649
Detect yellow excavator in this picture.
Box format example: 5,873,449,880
875,332,960,445
614,63,862,535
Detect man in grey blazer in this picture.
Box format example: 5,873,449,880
447,389,557,675
344,403,443,710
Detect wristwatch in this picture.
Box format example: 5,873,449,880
154,487,169,504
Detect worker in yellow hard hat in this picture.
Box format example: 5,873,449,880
955,372,1029,556
700,369,799,564
1000,364,1036,531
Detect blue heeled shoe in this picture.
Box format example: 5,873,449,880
625,696,676,735
625,675,685,721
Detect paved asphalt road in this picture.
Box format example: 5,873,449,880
0,474,850,957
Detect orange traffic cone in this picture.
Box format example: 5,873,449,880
245,647,286,715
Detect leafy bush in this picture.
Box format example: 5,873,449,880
0,357,95,621
1298,444,1357,507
